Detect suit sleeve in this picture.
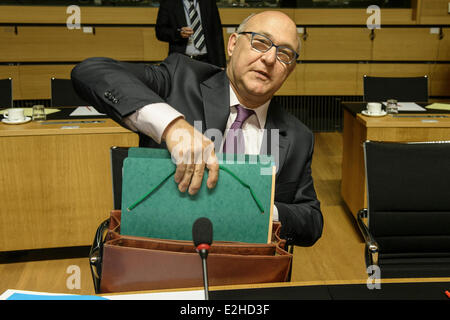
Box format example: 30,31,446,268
71,56,176,124
275,134,323,247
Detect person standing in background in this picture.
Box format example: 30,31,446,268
155,0,226,68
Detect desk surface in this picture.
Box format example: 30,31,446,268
0,117,132,137
211,280,450,300
342,102,450,129
103,278,450,300
342,102,450,116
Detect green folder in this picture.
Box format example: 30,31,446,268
120,148,275,244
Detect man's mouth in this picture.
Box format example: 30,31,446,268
253,70,270,80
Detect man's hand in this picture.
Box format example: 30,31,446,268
180,27,194,39
162,118,219,195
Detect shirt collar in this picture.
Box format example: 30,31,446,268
229,84,270,129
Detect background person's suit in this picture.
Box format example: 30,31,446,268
71,54,323,246
155,0,226,68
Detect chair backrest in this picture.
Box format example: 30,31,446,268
51,78,89,107
363,75,428,102
110,146,131,210
364,140,450,256
0,78,13,108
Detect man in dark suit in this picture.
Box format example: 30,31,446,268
71,11,323,246
155,0,226,68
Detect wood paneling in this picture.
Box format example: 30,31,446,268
1,7,449,98
373,28,440,61
2,62,449,100
301,28,372,61
142,28,169,61
0,119,139,251
14,65,75,100
298,63,359,96
429,64,450,96
417,0,450,24
0,6,417,26
0,5,159,24
294,9,414,25
0,26,166,62
437,28,450,61
0,66,19,99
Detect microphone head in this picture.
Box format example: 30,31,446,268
192,217,213,247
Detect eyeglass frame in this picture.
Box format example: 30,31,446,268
237,31,299,64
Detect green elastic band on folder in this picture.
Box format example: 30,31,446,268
127,165,265,213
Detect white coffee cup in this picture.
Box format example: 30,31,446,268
367,103,382,115
4,108,25,122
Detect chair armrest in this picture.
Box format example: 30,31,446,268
357,209,379,265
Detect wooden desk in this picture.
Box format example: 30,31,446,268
0,118,138,251
341,103,450,218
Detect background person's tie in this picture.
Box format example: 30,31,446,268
188,0,205,50
223,105,255,154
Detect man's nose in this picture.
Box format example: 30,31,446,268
261,46,277,64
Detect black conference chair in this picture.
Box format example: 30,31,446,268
110,146,131,210
363,75,429,102
357,140,450,278
0,78,13,108
51,78,89,107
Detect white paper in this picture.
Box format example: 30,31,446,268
383,102,426,112
104,289,205,300
69,106,106,116
0,289,105,300
0,288,205,300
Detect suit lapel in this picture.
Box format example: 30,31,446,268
262,102,289,177
200,70,230,145
199,71,289,175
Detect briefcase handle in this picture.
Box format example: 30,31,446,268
89,218,110,294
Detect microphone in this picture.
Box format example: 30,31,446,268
192,217,213,300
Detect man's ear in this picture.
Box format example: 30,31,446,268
227,32,238,57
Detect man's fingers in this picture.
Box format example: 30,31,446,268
174,163,186,184
178,162,195,193
206,161,219,189
188,163,206,195
205,151,219,189
164,118,219,195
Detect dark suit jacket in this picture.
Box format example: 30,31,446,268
155,0,226,68
71,54,323,246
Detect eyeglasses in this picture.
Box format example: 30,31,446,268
238,32,299,64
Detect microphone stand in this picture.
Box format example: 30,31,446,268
197,246,210,300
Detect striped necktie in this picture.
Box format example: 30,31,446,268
188,0,205,50
223,105,255,154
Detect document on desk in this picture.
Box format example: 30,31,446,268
425,103,450,111
69,106,106,116
0,289,204,300
383,102,426,112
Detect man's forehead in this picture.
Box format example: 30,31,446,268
245,14,297,44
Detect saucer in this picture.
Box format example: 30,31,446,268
361,110,387,117
2,116,31,125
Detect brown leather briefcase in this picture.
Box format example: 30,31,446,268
89,210,293,294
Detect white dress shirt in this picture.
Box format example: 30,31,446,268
123,84,279,221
